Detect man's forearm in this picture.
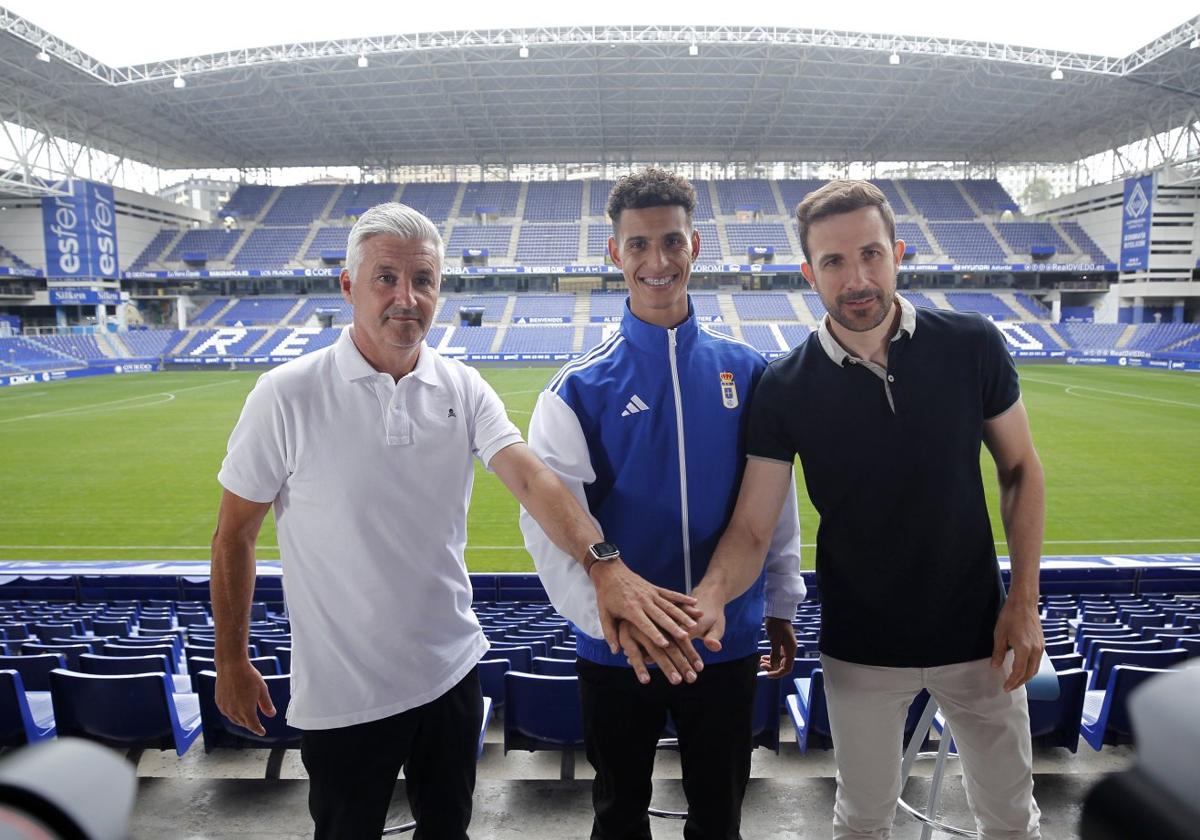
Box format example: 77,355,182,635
210,534,258,666
512,456,603,569
998,459,1045,603
695,518,772,604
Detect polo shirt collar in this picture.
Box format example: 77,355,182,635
334,326,442,387
619,296,699,354
816,293,916,367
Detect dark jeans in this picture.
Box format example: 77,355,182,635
577,654,758,840
300,667,483,840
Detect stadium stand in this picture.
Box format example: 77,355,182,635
895,222,933,257
0,243,33,270
1060,221,1110,262
116,330,183,357
995,223,1071,256
259,328,340,356
25,335,105,361
129,229,178,271
588,180,615,217
447,225,513,258
218,185,274,221
326,183,399,220
691,181,716,220
927,222,1008,263
219,298,297,326
166,230,242,263
1125,323,1200,353
900,180,974,220
724,223,793,257
740,324,785,354
179,328,267,357
778,323,813,349
588,292,626,321
303,226,351,259
261,184,338,226
0,337,85,370
944,292,1020,320
901,292,937,309
1014,293,1051,319
460,182,520,217
715,180,781,216
436,296,508,323
497,327,574,355
869,180,912,215
801,293,827,321
961,180,1019,214
511,295,575,323
515,224,581,263
1052,323,1127,350
733,293,796,320
232,228,308,270
776,180,826,216
442,326,497,354
399,183,459,222
288,296,351,325
691,294,721,321
586,225,610,257
524,182,583,221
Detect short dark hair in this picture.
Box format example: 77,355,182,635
607,167,696,234
795,180,896,264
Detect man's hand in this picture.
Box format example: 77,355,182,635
617,620,703,686
591,559,699,655
688,582,727,653
759,617,796,679
215,659,276,736
991,596,1044,692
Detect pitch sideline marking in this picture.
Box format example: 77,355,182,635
0,378,241,424
1020,375,1200,409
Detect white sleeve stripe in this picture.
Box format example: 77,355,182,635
548,333,625,393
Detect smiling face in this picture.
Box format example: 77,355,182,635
341,233,441,376
800,205,904,335
608,204,700,329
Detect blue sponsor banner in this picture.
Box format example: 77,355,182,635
1120,174,1153,272
0,359,162,389
0,266,39,278
48,288,122,306
1065,353,1200,372
41,180,120,280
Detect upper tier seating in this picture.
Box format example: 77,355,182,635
901,180,974,221
219,185,274,221
327,184,400,220
524,182,583,222
460,183,520,217
716,180,781,216
261,185,338,226
944,292,1020,321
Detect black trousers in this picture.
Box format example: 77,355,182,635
300,667,483,840
577,654,758,840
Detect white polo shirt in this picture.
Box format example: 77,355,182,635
218,328,521,729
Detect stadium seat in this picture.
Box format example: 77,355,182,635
532,656,577,677
0,670,55,746
486,645,535,672
1089,648,1186,691
503,672,585,779
477,658,510,713
1080,665,1172,750
49,670,202,760
0,655,64,691
194,670,303,779
20,643,90,671
102,643,177,672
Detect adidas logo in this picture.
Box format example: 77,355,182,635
621,395,649,417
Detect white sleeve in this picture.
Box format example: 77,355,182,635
763,472,805,620
217,372,289,504
467,367,525,469
518,389,605,639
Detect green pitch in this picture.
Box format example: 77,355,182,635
1,365,1197,569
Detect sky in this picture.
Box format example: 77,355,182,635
5,0,1198,65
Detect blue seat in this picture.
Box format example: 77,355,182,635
1081,665,1170,750
20,643,90,671
1090,648,1186,691
0,670,54,745
1050,653,1084,671
788,670,928,754
0,654,65,691
102,643,177,672
503,672,584,779
1178,638,1200,658
194,670,303,779
532,656,576,676
1082,637,1160,668
486,645,533,673
31,622,83,643
49,670,202,759
1044,640,1074,658
1028,668,1087,752
478,658,510,712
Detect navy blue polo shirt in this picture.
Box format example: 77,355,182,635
746,298,1021,667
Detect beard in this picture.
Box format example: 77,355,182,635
828,287,895,333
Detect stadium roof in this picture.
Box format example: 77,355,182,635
1,11,1198,171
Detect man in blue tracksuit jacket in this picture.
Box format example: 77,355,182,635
520,168,804,840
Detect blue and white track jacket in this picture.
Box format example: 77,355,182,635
519,299,805,667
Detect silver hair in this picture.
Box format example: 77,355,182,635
345,202,445,283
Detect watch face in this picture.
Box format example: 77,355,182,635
589,541,620,560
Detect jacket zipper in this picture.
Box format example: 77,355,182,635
668,328,692,592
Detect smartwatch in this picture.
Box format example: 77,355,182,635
586,541,621,574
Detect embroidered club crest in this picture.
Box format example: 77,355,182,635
720,371,738,409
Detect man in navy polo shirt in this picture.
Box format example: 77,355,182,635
691,181,1045,839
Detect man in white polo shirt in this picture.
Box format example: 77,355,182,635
210,202,700,839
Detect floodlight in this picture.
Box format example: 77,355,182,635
519,44,529,59
889,51,900,65
1050,67,1063,81
357,53,369,68
173,75,186,89
35,48,50,63
688,42,698,57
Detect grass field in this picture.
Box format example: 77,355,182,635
1,365,1198,568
